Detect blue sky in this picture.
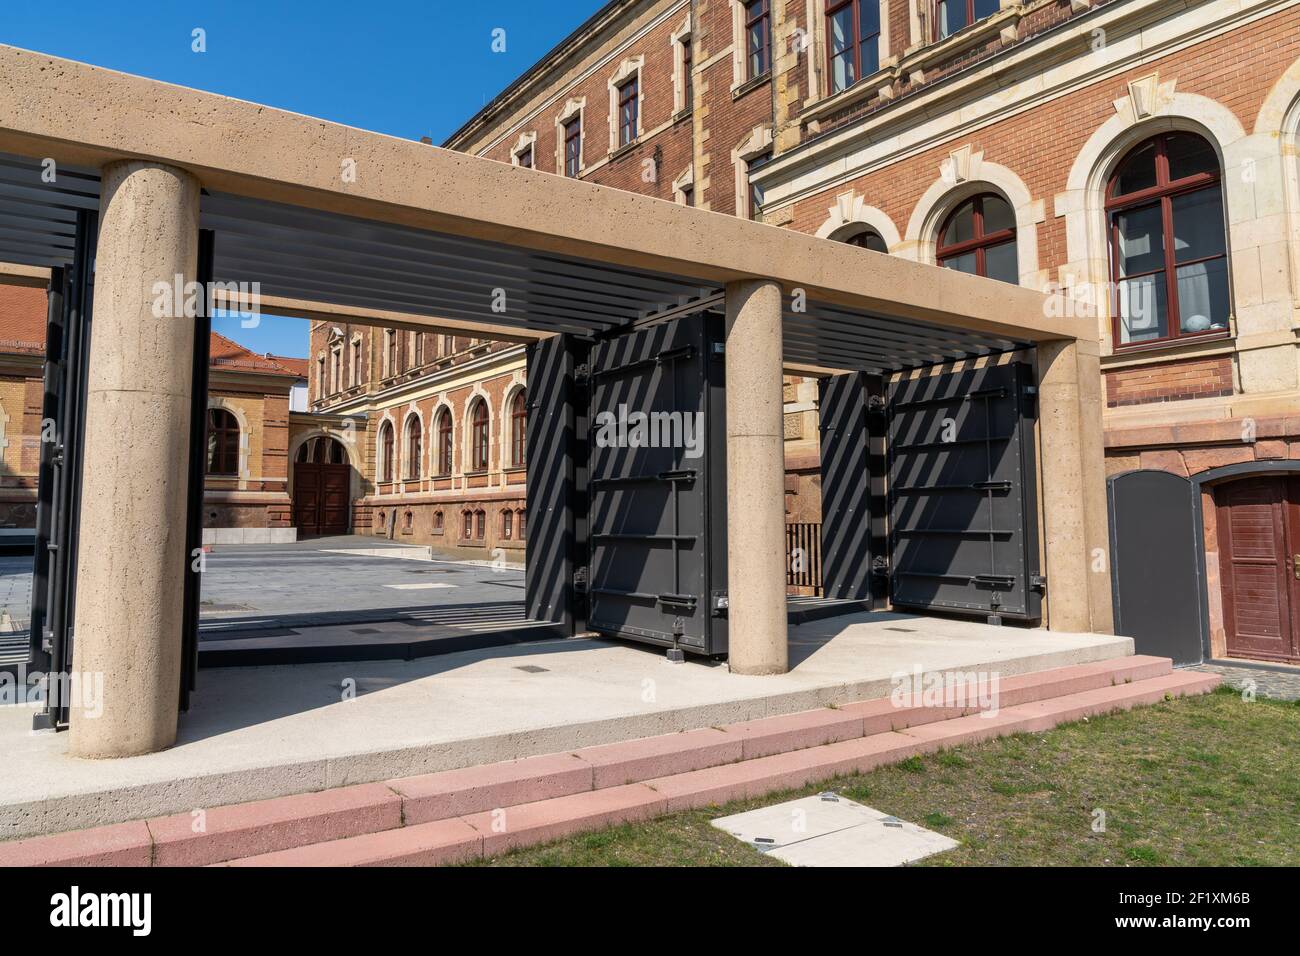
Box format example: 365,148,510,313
4,0,599,356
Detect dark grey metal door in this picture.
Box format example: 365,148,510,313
584,314,727,654
887,361,1041,622
1108,469,1205,665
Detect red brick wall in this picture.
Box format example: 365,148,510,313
1105,356,1234,408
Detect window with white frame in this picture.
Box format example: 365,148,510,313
617,76,639,148
564,116,582,176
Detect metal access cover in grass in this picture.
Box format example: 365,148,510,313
712,793,958,867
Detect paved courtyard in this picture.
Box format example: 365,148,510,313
0,536,527,662
1192,661,1300,702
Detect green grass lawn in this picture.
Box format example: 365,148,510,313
469,687,1300,867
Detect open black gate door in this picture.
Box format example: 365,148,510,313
887,361,1042,623
584,314,728,655
30,209,97,730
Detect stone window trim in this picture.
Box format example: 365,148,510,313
500,377,527,470
607,56,645,152
814,190,902,251
672,165,695,206
400,407,424,483
554,97,586,176
1054,83,1290,371
510,131,537,168
349,332,363,388
906,0,1023,56
205,399,251,483
904,147,1044,289
732,125,775,221
803,0,896,112
731,0,774,92
463,386,493,474
670,15,693,117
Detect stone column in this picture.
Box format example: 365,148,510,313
69,161,200,758
1035,337,1114,635
724,279,789,674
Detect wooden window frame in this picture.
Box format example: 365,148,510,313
379,421,394,483
436,408,453,477
937,193,1017,280
1106,132,1229,351
404,416,422,481
206,408,240,477
744,0,771,80
617,76,639,148
564,116,582,178
470,400,490,472
510,390,527,468
934,0,1000,41
826,0,881,96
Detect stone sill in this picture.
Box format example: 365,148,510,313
1103,332,1235,367
732,71,771,101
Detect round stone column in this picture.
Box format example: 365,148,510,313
69,161,200,758
724,279,789,675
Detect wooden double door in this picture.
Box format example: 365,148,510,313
293,462,351,537
1216,475,1300,664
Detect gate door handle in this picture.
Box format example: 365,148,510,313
1294,554,1300,581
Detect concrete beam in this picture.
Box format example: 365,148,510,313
0,44,1083,346
213,291,554,343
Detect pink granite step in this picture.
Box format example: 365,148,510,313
148,782,402,867
573,728,741,788
387,752,592,825
462,783,666,857
0,657,1217,868
224,818,482,867
0,820,153,868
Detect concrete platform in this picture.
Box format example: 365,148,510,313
0,611,1132,839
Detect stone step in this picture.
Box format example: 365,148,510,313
218,669,1217,867
0,655,1197,868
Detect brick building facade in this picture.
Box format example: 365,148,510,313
426,0,1300,661
0,282,302,540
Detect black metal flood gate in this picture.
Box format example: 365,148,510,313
887,362,1042,623
580,314,729,656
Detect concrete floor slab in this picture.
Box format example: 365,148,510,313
0,612,1131,839
713,794,958,867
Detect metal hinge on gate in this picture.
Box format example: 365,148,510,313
574,363,591,386
871,555,890,577
711,590,729,615
867,395,887,415
573,567,589,592
1030,574,1047,593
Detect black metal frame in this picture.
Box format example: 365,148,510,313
30,209,97,731
179,230,215,712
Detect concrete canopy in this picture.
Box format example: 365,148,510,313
0,44,1085,373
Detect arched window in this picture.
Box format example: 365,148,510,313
501,509,514,540
937,193,1018,284
296,436,347,464
842,229,888,253
206,408,240,476
510,390,527,468
436,408,453,476
470,399,490,472
474,509,486,540
1108,131,1229,347
432,511,444,533
517,509,526,541
379,421,394,483
404,416,422,480
462,510,473,539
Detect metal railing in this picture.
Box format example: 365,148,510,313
785,522,823,596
